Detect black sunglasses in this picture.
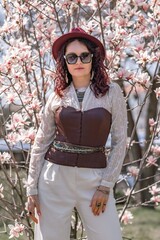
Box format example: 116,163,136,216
64,52,93,64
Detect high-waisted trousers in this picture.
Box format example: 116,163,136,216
34,160,122,240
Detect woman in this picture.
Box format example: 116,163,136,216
27,27,127,240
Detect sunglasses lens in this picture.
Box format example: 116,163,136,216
66,54,77,64
64,52,93,64
80,52,92,63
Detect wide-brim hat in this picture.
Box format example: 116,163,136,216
52,27,106,61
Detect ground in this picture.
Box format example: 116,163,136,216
121,206,160,240
0,207,160,240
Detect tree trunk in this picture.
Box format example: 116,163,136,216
140,71,160,205
110,0,117,9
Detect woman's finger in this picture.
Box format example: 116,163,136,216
26,199,35,214
27,195,41,216
28,212,38,224
35,198,41,216
102,201,107,213
94,203,103,215
92,196,104,215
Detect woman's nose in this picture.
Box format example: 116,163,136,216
76,56,82,64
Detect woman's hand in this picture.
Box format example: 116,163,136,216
90,186,110,216
27,195,41,223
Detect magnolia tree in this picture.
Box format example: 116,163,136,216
0,0,160,239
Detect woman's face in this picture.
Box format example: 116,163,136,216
64,40,92,82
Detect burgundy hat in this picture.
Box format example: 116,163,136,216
52,27,106,61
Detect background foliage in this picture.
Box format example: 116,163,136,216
0,0,160,239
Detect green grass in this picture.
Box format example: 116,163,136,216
122,207,160,240
0,168,30,240
0,232,25,240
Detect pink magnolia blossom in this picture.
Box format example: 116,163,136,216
72,0,83,4
146,155,158,167
0,152,12,164
136,51,152,66
154,87,160,99
12,113,29,126
9,67,25,84
116,16,128,27
5,122,18,131
149,185,160,196
6,132,19,145
6,113,27,131
16,47,31,62
152,51,160,61
125,188,135,198
119,210,134,225
151,145,160,156
20,128,36,144
25,62,36,72
150,195,160,206
103,17,111,28
117,68,133,81
142,3,150,11
149,118,157,127
110,10,118,19
85,21,99,35
106,50,115,62
8,221,25,239
22,93,34,105
6,41,31,65
28,98,41,112
2,61,12,72
25,1,40,8
117,2,132,15
133,42,145,52
133,0,145,6
127,166,139,177
135,15,147,30
105,31,115,42
13,2,28,14
6,115,30,132
152,26,159,37
60,1,72,10
25,130,36,143
6,93,16,104
0,22,17,34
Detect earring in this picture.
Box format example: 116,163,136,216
65,73,68,83
91,70,94,80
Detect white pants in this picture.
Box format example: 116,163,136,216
35,160,122,240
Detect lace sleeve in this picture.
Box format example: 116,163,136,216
101,83,127,188
27,93,57,196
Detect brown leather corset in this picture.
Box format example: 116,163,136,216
45,106,112,168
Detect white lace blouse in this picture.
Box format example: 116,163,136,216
27,82,127,196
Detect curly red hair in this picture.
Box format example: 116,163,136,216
54,38,110,98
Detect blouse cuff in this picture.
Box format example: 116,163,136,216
100,179,114,188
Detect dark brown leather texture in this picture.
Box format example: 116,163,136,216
45,106,112,168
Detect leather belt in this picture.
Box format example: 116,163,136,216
52,140,105,154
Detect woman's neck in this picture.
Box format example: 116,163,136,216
72,77,90,89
